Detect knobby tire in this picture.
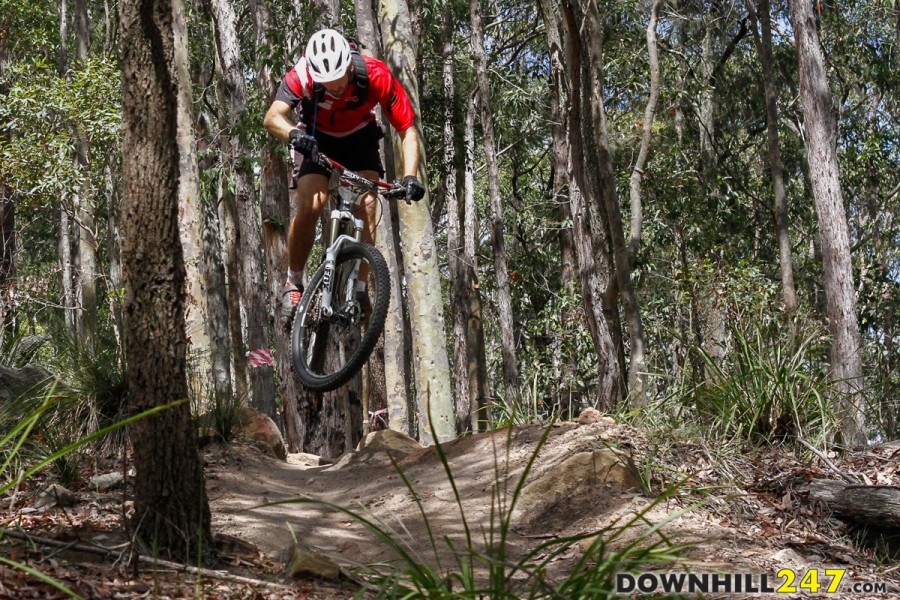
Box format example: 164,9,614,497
291,243,390,392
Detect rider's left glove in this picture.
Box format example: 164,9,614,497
402,175,426,202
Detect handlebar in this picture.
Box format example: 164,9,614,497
310,150,408,202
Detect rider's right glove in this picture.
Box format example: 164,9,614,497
402,175,426,202
289,129,318,158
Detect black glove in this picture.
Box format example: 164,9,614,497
289,129,317,158
402,175,426,202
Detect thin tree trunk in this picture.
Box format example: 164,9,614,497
558,0,619,410
74,0,97,347
105,161,124,365
173,0,214,392
441,6,471,434
57,0,76,337
355,0,411,434
470,0,521,411
253,0,300,449
0,184,14,337
622,0,664,406
789,0,866,448
210,0,276,417
220,183,249,403
119,0,211,562
195,110,235,419
541,1,582,417
748,0,798,314
462,103,491,430
380,0,455,444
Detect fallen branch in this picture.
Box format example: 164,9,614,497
0,530,296,592
797,438,860,484
806,479,900,527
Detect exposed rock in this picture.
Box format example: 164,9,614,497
34,484,78,509
577,408,616,425
235,406,287,461
511,449,641,531
355,429,423,457
90,472,124,491
286,453,331,467
282,541,341,581
0,364,54,403
324,430,424,472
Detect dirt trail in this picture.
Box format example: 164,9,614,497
206,421,898,595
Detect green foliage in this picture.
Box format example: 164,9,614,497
0,56,121,203
685,316,835,446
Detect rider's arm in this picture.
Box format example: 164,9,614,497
397,126,421,179
264,100,299,142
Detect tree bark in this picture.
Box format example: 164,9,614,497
380,0,455,444
119,0,211,562
541,0,582,416
210,0,276,417
442,7,471,434
556,0,619,410
463,102,491,431
172,0,215,393
807,480,900,527
470,0,521,411
748,0,798,314
253,0,300,449
0,183,14,337
73,0,98,348
790,0,866,448
354,0,412,435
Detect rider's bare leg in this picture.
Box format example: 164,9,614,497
289,173,330,277
354,170,380,285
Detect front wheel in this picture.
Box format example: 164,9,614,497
291,243,390,392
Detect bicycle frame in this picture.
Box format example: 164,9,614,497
311,152,403,319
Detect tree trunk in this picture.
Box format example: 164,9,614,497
195,111,235,421
253,0,300,449
441,7,471,434
621,0,663,406
0,184,14,337
172,0,214,392
74,0,98,347
748,0,798,314
790,0,866,448
354,0,411,435
119,0,211,562
380,0,455,444
220,182,249,403
105,160,125,365
541,1,582,417
582,0,644,405
470,0,521,412
210,0,276,417
557,0,620,410
463,102,491,431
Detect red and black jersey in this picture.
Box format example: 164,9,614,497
275,55,416,137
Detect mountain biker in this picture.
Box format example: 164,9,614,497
263,28,426,324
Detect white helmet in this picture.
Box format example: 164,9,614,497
305,29,351,83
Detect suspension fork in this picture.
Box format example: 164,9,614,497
319,199,366,318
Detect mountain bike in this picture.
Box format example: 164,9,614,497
291,150,407,392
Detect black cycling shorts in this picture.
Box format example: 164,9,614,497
295,121,386,179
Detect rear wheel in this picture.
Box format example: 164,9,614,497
291,243,390,392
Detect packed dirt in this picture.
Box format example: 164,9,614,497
208,419,900,597
3,418,900,598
